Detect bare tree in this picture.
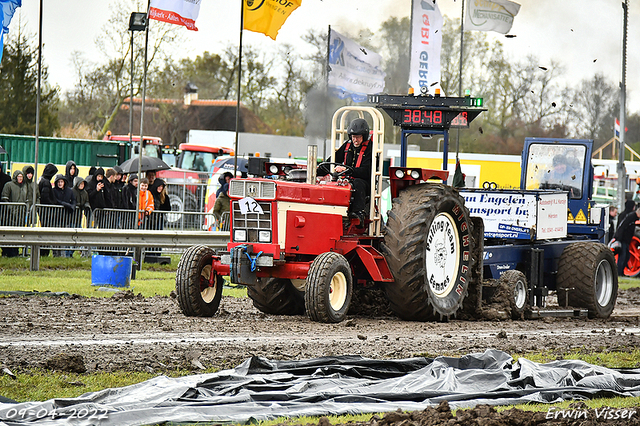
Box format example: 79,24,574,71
571,74,618,148
261,45,312,136
62,0,182,138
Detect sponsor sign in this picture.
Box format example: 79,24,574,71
536,193,568,239
464,0,520,34
409,0,443,93
327,30,386,103
460,190,567,240
149,0,201,31
243,0,302,40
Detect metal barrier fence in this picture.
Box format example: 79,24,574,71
0,203,28,227
0,227,229,270
216,211,230,232
165,182,208,218
0,204,230,232
0,202,231,256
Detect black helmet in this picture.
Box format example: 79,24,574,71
347,118,369,139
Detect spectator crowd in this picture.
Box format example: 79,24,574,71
0,161,171,257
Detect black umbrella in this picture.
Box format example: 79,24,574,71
118,156,170,174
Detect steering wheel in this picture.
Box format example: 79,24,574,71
317,162,354,180
539,182,581,198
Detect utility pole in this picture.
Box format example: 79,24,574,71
617,0,628,211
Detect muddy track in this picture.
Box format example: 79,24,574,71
2,288,640,425
1,288,640,374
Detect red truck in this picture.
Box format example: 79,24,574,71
104,133,233,227
156,143,233,226
103,132,164,159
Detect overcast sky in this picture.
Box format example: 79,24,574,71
17,0,640,114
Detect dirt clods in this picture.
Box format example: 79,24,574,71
45,353,86,373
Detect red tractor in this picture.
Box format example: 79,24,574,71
175,100,481,323
176,95,616,323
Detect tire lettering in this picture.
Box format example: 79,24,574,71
461,265,468,273
429,273,450,292
462,235,470,247
461,221,467,232
463,250,469,261
455,283,463,295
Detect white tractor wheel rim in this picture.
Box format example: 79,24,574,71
514,279,527,310
595,259,613,307
200,264,216,303
329,272,347,311
425,212,460,298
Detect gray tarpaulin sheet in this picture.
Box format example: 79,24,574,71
2,349,640,426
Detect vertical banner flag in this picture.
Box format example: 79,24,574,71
409,0,444,94
149,0,201,31
243,0,302,41
327,30,386,103
0,0,22,62
465,0,521,34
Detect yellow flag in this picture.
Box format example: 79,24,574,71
243,0,302,40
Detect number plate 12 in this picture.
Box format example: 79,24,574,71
239,197,264,215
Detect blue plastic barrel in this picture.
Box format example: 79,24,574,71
91,254,133,287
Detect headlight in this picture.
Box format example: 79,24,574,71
258,231,271,243
269,164,279,174
394,169,405,179
410,170,421,179
234,229,247,242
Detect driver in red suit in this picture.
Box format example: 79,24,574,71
318,118,373,225
615,205,640,276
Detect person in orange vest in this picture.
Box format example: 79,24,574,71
318,118,372,226
138,177,155,228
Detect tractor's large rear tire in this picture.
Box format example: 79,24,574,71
248,278,305,315
557,242,617,319
305,252,353,323
381,184,472,321
176,245,223,317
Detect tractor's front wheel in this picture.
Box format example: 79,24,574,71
305,252,353,323
176,245,223,317
557,242,617,319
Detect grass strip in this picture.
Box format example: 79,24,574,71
0,255,247,298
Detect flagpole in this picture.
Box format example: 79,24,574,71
458,0,465,98
33,0,43,224
455,0,466,163
234,0,245,176
617,0,628,211
30,0,44,271
125,1,151,277
324,25,331,161
137,1,151,235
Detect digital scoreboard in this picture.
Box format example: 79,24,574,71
401,108,470,128
368,94,485,130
